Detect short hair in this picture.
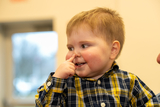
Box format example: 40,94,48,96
66,7,125,58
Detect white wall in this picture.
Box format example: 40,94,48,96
0,0,160,106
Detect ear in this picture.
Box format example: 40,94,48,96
110,40,120,60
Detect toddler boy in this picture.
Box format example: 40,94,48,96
35,7,160,107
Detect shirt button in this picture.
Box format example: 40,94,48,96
101,102,105,107
98,80,101,85
47,81,51,86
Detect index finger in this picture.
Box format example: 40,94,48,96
67,54,75,62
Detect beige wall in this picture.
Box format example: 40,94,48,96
0,0,160,106
117,0,160,94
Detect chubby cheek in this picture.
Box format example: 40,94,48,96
83,52,102,66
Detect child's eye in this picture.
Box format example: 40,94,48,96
81,44,88,49
68,47,74,51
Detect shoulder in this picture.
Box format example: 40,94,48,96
116,69,151,91
115,68,146,88
111,62,137,80
115,68,137,80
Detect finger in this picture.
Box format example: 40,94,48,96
67,54,75,62
157,53,160,64
69,63,76,70
68,69,75,77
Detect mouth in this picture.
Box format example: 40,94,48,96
75,62,86,67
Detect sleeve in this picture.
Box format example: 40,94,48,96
35,72,67,107
129,74,160,107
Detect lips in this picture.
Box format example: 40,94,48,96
75,62,86,67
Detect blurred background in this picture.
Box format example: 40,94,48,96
0,0,160,107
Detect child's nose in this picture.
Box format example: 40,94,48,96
74,50,81,57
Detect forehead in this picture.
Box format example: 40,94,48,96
67,24,110,43
67,28,111,48
67,24,95,40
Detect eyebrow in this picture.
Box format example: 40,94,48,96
66,40,94,47
66,44,72,47
79,40,93,43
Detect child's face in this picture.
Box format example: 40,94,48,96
66,25,114,79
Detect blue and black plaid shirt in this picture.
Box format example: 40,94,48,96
35,62,160,107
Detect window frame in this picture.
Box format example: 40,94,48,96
2,20,54,106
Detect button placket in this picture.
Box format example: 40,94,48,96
47,81,51,86
98,80,101,85
101,102,106,107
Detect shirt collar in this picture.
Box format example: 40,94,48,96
107,61,119,73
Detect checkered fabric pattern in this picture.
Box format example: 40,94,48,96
35,62,160,107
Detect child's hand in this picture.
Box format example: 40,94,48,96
53,54,76,79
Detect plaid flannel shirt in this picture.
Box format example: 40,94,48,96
35,62,160,107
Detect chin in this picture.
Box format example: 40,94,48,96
76,72,86,78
